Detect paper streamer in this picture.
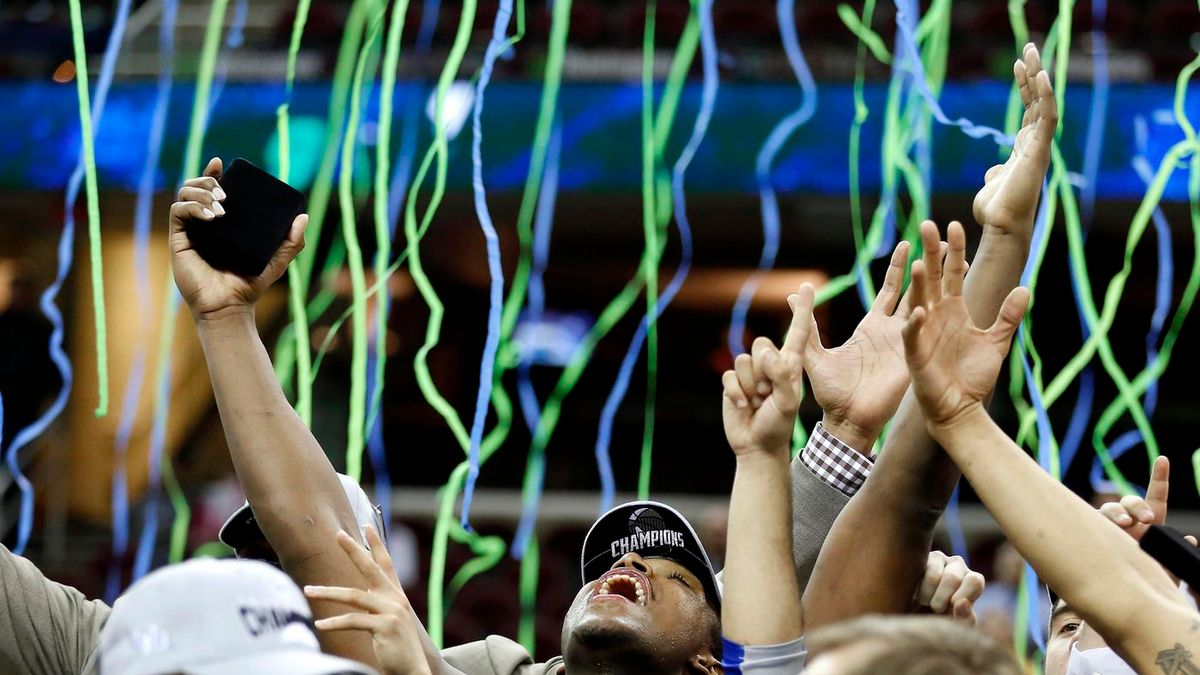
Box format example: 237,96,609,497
727,0,817,357
4,0,131,555
516,120,563,434
594,0,716,511
460,0,516,530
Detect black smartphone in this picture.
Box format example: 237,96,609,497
185,158,307,277
1141,524,1200,590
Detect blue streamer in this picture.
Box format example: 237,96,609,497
4,0,133,555
944,485,970,564
1023,562,1047,651
516,120,564,433
107,0,177,603
134,292,179,581
892,0,1013,145
106,352,145,602
1080,0,1109,225
728,0,817,357
460,0,516,530
207,0,248,118
595,0,717,511
1016,183,1058,476
366,346,393,528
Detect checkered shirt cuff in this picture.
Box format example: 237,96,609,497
799,422,875,497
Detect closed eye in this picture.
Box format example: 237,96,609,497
669,571,693,590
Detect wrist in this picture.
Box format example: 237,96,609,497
925,404,992,448
819,414,877,456
734,445,791,467
980,223,1033,249
193,304,257,335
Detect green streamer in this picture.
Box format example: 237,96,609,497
339,5,387,481
837,4,892,65
638,1,661,500
66,0,109,418
277,0,315,425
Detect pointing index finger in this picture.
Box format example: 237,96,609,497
782,283,816,357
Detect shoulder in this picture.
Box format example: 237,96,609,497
443,635,561,675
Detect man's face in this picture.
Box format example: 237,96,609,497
1046,599,1108,675
561,553,718,673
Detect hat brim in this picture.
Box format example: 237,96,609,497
184,647,377,675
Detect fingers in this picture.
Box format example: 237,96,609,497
304,585,394,616
202,156,223,179
722,370,749,409
169,201,216,231
1023,42,1043,82
761,345,800,412
918,221,944,303
929,556,971,614
986,286,1030,351
177,187,226,216
750,337,774,398
943,222,967,297
872,242,910,315
314,611,402,635
1118,495,1155,525
1100,501,1135,528
734,354,761,408
952,597,978,627
983,164,1004,184
907,260,928,315
335,529,394,592
916,551,947,607
1147,455,1171,525
364,525,401,592
1015,59,1032,110
782,283,816,358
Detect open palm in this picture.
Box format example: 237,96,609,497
972,43,1058,236
805,242,912,440
902,223,1029,427
169,157,307,319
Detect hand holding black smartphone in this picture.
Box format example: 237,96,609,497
184,158,307,277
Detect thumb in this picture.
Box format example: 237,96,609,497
259,214,308,283
203,156,223,179
987,286,1030,349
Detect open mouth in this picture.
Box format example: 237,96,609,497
590,569,649,606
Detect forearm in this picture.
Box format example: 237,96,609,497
938,408,1186,641
194,308,358,557
195,308,378,664
724,450,801,644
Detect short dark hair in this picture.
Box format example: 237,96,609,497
807,615,1022,675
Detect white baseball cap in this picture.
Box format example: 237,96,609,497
98,558,377,675
219,474,386,551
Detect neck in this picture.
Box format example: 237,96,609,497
563,648,683,675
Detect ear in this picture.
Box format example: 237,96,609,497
688,651,722,674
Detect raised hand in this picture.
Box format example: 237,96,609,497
304,526,433,675
972,43,1058,237
1099,456,1171,541
912,550,986,626
169,156,307,320
802,242,913,450
901,221,1030,429
722,284,814,457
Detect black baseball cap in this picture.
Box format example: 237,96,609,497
581,500,722,609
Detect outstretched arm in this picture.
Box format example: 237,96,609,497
721,285,814,645
801,43,1057,629
900,278,1197,671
